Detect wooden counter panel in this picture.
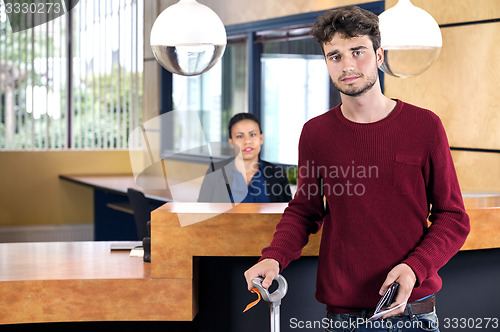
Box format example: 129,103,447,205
463,194,500,210
462,194,500,250
461,208,500,250
0,278,194,324
151,203,322,279
0,242,195,325
151,199,500,280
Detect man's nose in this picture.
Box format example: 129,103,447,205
343,57,355,72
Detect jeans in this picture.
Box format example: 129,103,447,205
324,309,439,332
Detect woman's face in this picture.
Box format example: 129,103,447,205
228,119,263,161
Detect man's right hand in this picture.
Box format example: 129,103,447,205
244,258,280,291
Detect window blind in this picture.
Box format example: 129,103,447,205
0,0,143,150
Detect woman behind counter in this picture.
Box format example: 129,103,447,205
198,113,292,203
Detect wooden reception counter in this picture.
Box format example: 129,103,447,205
0,195,498,325
150,197,499,321
150,202,319,320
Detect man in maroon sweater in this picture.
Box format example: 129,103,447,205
244,5,470,331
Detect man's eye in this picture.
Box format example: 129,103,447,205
354,50,363,56
250,133,256,137
329,55,340,61
236,135,243,139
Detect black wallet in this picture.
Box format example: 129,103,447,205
374,282,399,314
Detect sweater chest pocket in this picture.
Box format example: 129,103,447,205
393,154,423,195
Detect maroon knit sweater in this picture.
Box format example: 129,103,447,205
261,99,470,313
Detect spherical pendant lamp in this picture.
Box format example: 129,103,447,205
379,0,442,78
150,0,227,76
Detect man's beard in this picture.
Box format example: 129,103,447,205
334,72,378,97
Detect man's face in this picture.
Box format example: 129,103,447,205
323,34,383,97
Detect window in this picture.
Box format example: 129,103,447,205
260,37,338,165
169,39,248,159
0,0,143,150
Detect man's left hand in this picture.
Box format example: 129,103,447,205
379,263,417,318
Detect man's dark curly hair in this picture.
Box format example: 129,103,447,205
311,6,381,54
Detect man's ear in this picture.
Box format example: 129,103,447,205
376,46,384,67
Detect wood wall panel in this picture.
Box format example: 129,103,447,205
383,1,500,192
159,0,368,26
385,0,500,25
384,22,500,150
157,0,500,28
452,151,500,191
158,0,500,26
143,1,161,123
142,60,161,122
143,0,158,60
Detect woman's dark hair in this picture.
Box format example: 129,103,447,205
311,5,381,54
228,113,262,138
